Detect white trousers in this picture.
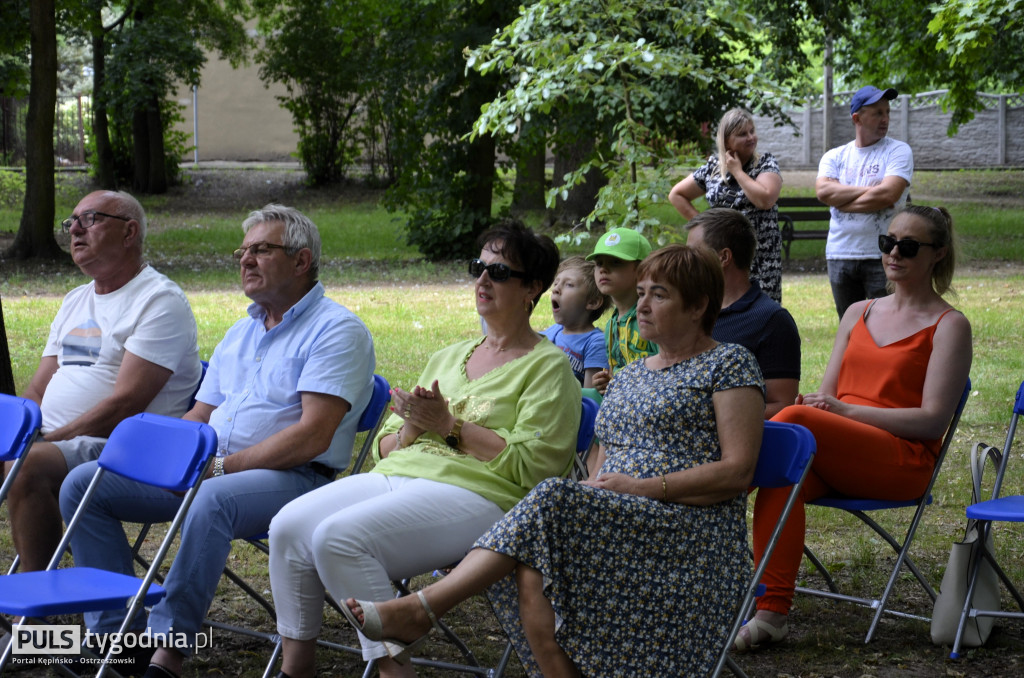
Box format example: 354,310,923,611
269,473,506,659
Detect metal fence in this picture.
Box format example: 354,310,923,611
751,90,1024,170
1,95,92,167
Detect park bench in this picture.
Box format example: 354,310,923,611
777,196,830,260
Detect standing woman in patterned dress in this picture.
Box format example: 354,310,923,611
340,245,766,677
669,108,785,302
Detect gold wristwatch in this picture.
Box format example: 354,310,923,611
445,418,465,449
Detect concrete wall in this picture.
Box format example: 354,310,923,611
172,55,299,163
752,90,1024,170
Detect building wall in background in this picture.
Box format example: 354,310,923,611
172,56,299,163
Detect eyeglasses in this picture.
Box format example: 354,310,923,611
60,211,131,233
232,242,292,260
878,234,937,258
468,258,526,282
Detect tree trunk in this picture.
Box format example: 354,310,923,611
551,136,606,228
90,2,116,189
0,298,16,396
5,0,64,261
132,108,150,192
146,96,167,194
511,124,547,214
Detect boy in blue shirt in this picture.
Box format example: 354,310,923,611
542,256,610,387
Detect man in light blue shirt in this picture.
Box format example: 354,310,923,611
59,205,376,677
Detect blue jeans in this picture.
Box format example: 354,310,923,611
58,461,330,653
827,258,889,319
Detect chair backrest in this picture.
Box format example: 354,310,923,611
0,394,42,463
988,377,1024,500
187,360,210,411
349,374,393,474
577,396,599,455
98,413,218,492
358,374,391,433
753,420,818,489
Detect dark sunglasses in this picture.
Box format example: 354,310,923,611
878,234,937,258
468,259,526,282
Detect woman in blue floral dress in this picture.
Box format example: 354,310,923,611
342,245,765,677
670,108,784,303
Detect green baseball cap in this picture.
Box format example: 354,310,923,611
585,227,652,262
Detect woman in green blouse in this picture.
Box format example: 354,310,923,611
267,221,581,678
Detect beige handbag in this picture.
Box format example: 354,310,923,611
930,443,1001,647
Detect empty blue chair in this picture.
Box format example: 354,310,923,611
950,378,1024,658
796,378,972,642
0,394,42,509
0,413,217,676
714,420,817,678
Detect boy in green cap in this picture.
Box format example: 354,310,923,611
586,227,658,395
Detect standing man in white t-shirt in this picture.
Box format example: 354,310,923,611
816,85,914,318
10,190,201,572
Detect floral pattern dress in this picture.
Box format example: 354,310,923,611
692,153,783,303
475,343,764,677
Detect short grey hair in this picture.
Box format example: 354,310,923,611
241,204,321,280
104,191,147,243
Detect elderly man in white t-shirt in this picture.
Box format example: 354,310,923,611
11,190,201,572
816,85,914,318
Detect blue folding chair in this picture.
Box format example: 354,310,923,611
796,378,972,642
201,374,392,664
0,413,217,676
0,394,43,510
950,378,1024,658
570,396,600,480
713,420,817,678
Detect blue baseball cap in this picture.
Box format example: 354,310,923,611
850,86,897,115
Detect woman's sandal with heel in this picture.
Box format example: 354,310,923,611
733,617,788,651
341,591,444,665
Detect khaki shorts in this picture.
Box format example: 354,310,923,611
51,436,107,471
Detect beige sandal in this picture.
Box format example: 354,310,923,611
733,617,788,652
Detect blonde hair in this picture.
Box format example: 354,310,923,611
557,256,611,323
894,205,958,297
716,108,758,180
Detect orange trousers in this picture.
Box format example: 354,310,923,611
752,404,935,615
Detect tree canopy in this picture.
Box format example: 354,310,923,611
831,0,1024,133
466,0,811,240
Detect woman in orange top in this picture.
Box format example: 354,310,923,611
737,205,973,650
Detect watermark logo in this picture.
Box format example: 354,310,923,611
11,624,81,655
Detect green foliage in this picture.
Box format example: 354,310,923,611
0,0,30,97
830,0,1024,134
254,0,374,186
0,170,26,208
927,0,1024,132
97,0,250,187
466,0,800,241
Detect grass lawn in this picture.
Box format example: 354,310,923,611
2,168,1024,676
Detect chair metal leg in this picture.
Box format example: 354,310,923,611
724,654,750,678
801,545,838,593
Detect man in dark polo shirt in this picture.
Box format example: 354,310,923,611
686,208,800,418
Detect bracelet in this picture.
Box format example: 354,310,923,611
395,424,406,449
661,474,668,502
